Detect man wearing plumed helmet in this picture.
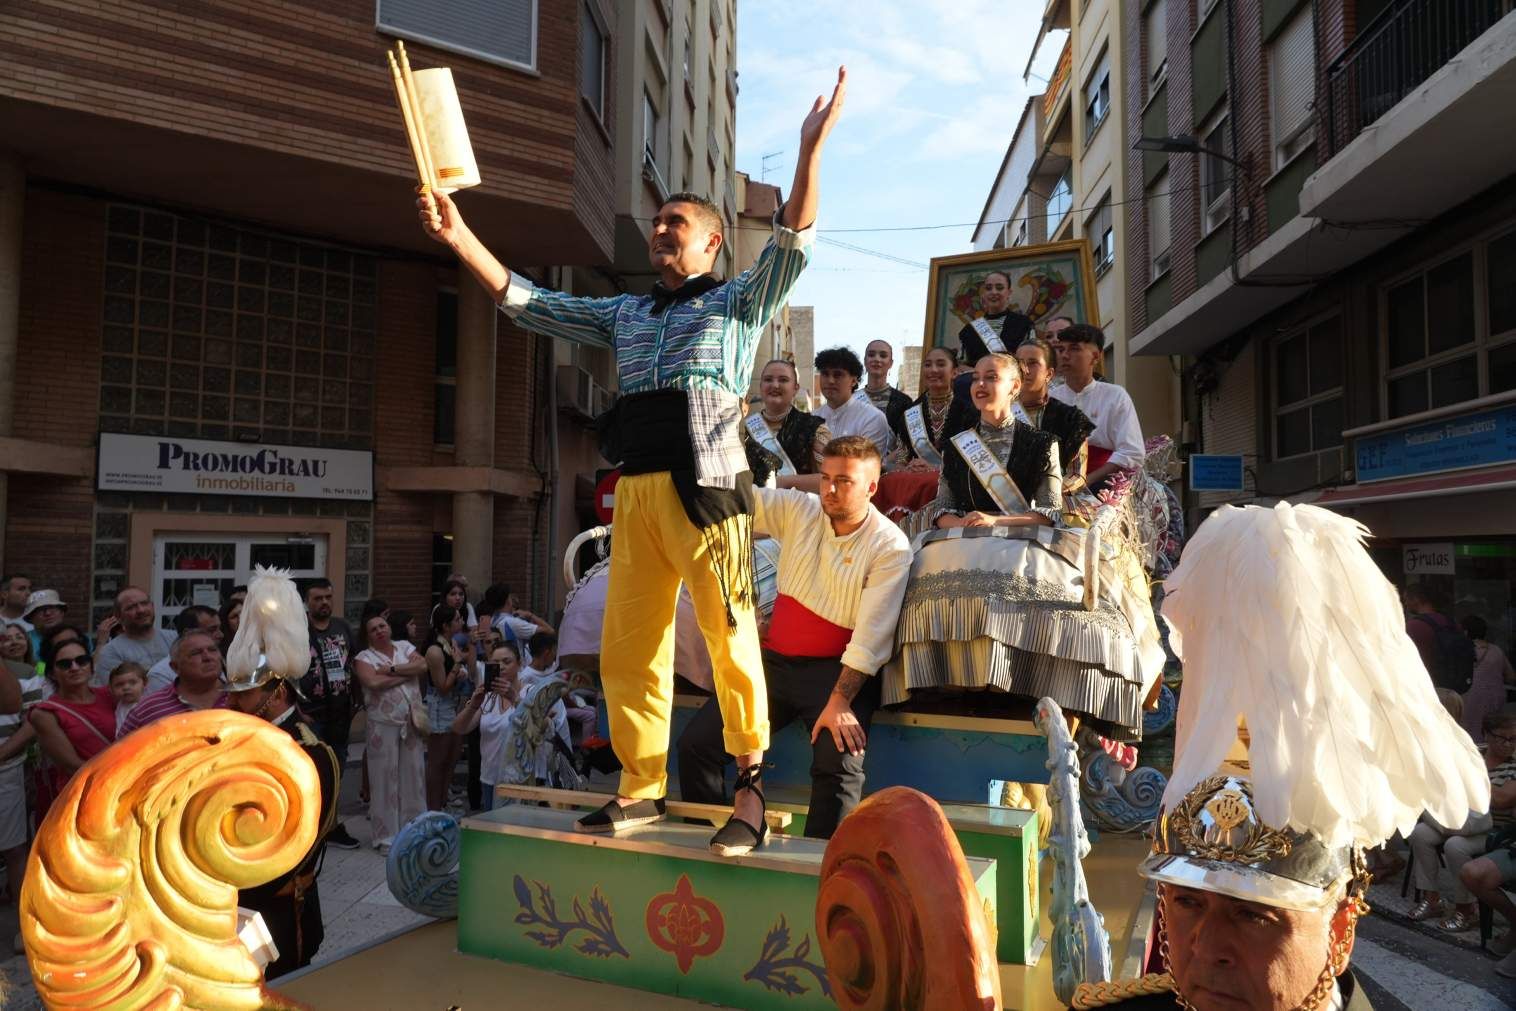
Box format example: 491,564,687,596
1074,503,1491,1010
224,567,341,980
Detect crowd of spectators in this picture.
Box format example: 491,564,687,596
0,568,585,955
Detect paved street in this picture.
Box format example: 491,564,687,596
3,765,1515,1008
1353,873,1516,1011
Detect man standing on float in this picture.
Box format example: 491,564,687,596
417,69,846,850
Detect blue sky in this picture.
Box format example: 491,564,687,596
735,0,1062,379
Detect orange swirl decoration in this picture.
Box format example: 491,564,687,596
21,710,320,1010
815,787,1002,1011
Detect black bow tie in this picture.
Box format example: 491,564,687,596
649,273,722,313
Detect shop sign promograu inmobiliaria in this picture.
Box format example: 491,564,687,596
96,432,374,502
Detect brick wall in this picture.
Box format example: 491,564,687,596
370,257,440,613
5,188,104,613
1,0,585,213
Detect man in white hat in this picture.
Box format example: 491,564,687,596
224,567,340,980
1073,503,1490,1010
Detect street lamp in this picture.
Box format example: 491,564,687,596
1134,134,1247,169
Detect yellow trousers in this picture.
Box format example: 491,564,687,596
602,473,769,798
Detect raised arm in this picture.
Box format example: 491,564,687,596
784,67,846,232
418,190,621,347
419,190,511,302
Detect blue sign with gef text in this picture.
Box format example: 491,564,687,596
1354,403,1516,483
1189,454,1245,492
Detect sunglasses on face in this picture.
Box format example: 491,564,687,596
54,656,92,670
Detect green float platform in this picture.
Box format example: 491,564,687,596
458,804,998,1009
279,833,1156,1010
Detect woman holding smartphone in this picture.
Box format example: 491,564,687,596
451,641,521,811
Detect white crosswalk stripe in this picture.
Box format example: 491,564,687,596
1353,937,1512,1010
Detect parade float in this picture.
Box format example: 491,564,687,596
9,48,1187,1007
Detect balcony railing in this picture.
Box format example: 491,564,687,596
1042,39,1072,119
1325,0,1513,157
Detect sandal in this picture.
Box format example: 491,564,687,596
709,763,767,857
1407,898,1445,922
1436,910,1478,933
574,796,666,835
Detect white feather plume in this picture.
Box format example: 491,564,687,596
1160,502,1489,850
226,566,309,684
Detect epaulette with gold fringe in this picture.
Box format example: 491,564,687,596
1070,972,1175,1009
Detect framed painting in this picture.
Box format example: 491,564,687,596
922,239,1101,355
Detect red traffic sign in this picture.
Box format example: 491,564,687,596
594,468,621,524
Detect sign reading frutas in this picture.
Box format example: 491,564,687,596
1403,543,1455,576
97,433,374,501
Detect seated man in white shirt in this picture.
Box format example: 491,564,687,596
1049,323,1145,490
812,346,893,458
676,436,912,845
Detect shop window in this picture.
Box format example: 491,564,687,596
1379,243,1516,419
378,0,537,74
1273,315,1344,459
434,290,458,446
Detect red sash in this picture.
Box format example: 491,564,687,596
1087,445,1114,472
763,594,852,659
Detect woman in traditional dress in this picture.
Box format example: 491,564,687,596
1014,335,1094,479
874,346,976,520
883,352,1162,741
742,358,831,492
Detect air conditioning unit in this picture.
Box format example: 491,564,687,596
556,365,595,418
590,383,616,418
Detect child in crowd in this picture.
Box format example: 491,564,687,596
109,662,147,735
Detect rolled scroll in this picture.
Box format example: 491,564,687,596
386,41,481,194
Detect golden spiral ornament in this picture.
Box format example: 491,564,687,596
814,787,1002,1011
21,710,321,1010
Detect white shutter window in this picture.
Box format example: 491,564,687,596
580,3,608,120
1146,0,1168,89
1088,195,1114,272
1268,8,1315,168
379,0,538,73
1149,170,1172,279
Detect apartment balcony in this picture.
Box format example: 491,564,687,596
1302,0,1516,222
1132,2,1516,357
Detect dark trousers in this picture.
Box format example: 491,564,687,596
311,692,352,770
676,650,880,839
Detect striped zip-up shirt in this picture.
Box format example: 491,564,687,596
754,488,912,674
500,212,814,486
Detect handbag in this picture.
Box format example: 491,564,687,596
404,685,431,737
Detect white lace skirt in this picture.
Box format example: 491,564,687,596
881,527,1164,740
